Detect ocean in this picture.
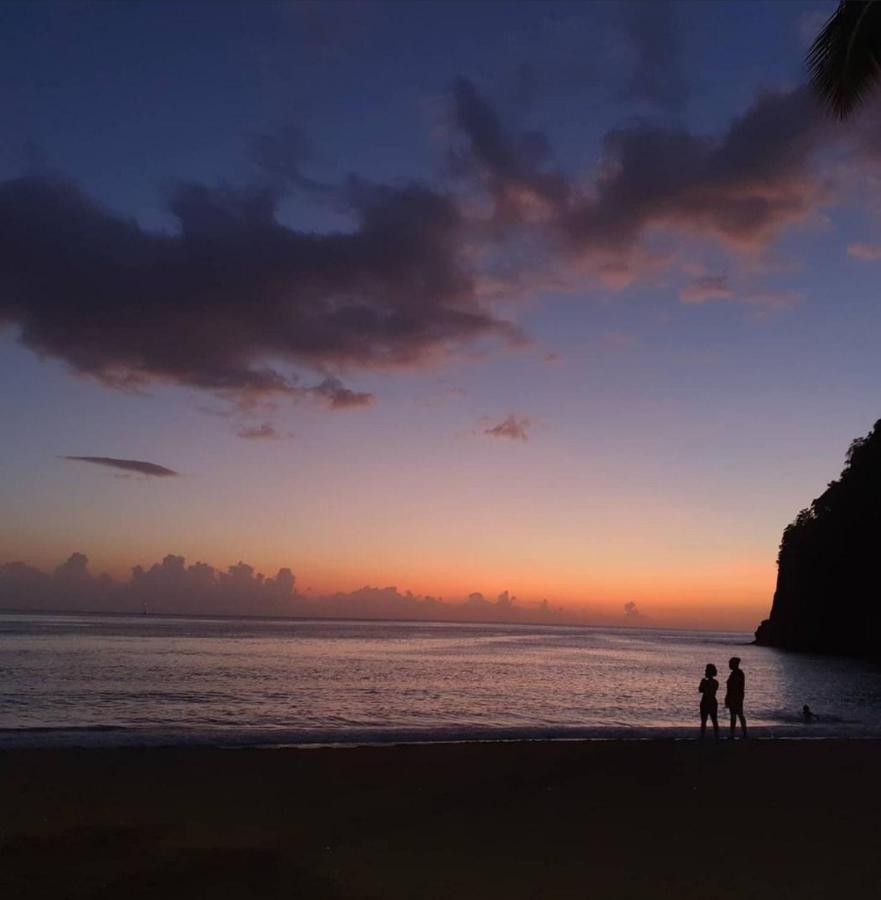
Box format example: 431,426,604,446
2,612,880,748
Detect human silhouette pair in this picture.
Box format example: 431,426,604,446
698,657,747,739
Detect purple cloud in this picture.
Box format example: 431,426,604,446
236,424,284,441
484,414,531,441
309,376,373,409
0,175,517,403
679,275,735,304
451,77,568,223
561,86,827,259
63,456,178,477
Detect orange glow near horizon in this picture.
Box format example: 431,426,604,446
11,0,881,645
2,517,776,631
0,326,830,635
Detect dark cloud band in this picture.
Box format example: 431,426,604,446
0,77,842,412
0,175,515,402
63,456,179,477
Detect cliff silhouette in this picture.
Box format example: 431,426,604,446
755,419,881,656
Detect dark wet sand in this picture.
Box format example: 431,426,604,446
2,739,881,899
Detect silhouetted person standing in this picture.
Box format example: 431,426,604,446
724,657,747,739
698,663,720,739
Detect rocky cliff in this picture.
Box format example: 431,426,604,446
755,419,881,656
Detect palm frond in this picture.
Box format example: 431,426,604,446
808,0,881,119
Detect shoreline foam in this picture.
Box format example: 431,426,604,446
1,720,877,750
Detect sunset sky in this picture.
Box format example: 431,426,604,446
2,0,881,629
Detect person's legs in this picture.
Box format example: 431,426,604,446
729,706,746,738
710,708,719,739
700,708,708,738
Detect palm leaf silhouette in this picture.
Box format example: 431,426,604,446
809,1,881,119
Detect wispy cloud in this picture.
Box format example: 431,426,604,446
309,376,374,409
848,242,881,261
450,76,568,224
679,275,735,304
236,424,285,441
63,456,179,477
484,414,531,441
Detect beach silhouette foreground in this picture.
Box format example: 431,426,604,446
2,740,880,899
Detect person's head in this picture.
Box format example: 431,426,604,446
729,656,741,670
803,704,810,714
705,663,717,678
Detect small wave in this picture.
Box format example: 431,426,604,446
0,724,128,734
1,722,879,750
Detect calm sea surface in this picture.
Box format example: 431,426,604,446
2,613,880,747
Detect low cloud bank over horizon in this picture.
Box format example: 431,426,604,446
0,551,625,627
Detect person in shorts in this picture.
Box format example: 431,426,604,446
724,657,747,739
698,663,719,739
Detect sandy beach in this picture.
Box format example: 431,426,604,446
2,739,880,899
